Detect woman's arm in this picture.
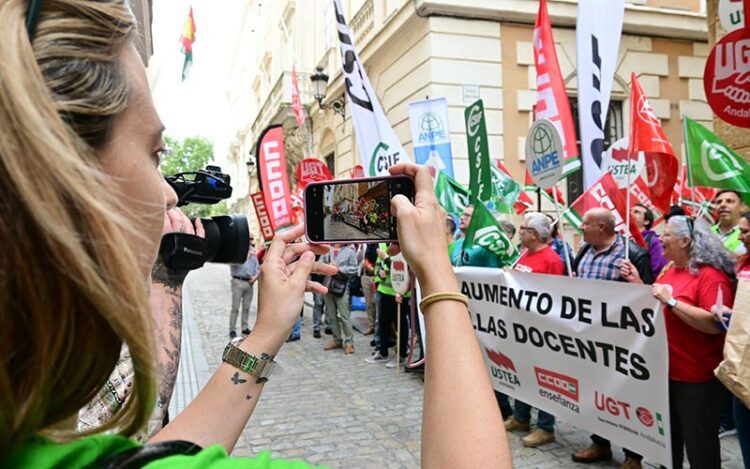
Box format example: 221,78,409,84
388,163,511,469
150,225,335,452
652,284,723,334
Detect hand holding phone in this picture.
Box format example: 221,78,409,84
304,175,415,243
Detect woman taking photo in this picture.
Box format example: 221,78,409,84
622,216,736,468
1,1,509,466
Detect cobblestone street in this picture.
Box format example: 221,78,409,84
174,264,743,468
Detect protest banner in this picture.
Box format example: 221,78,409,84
251,191,274,242
408,97,454,177
256,125,294,231
291,65,306,128
332,0,409,175
602,137,645,189
296,158,333,189
457,268,671,467
704,24,750,128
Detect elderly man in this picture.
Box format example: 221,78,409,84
504,213,563,447
713,190,747,256
571,208,652,468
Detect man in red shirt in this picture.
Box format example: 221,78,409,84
504,212,563,447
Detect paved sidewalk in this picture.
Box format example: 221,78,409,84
172,263,743,468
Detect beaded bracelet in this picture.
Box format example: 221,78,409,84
419,291,469,311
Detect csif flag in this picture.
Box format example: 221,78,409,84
463,196,520,266
179,6,197,81
628,73,679,213
332,0,409,176
564,171,646,248
533,0,579,176
497,161,534,214
684,117,750,194
465,99,493,201
434,171,470,218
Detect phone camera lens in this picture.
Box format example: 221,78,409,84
396,184,402,189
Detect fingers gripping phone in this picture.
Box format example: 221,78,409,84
304,175,415,243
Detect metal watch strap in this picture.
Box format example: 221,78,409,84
222,342,274,383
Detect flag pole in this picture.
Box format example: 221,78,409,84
682,115,698,210
625,151,633,260
552,185,573,276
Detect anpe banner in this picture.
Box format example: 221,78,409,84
457,268,671,467
250,191,275,242
534,0,579,176
465,99,492,201
576,0,626,189
408,97,454,177
256,125,294,230
296,158,333,189
332,0,409,176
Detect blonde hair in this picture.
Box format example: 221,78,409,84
0,0,156,454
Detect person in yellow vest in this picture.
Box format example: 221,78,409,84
365,243,411,368
712,190,748,256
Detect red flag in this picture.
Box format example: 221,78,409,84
673,165,716,217
296,158,332,189
496,161,534,214
628,73,678,213
256,125,294,231
564,172,647,248
625,176,664,228
350,165,365,178
533,0,579,175
291,66,305,128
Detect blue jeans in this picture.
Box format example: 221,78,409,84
514,400,555,432
291,317,301,338
735,397,750,469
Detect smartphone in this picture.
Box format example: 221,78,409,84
304,175,415,243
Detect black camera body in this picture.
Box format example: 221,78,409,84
161,166,249,270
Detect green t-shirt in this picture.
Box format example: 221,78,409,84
5,435,323,468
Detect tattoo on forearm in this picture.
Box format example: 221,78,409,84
151,258,188,291
231,372,247,385
158,296,183,412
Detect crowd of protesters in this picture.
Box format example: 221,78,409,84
306,188,749,469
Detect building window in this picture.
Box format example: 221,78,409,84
325,152,335,177
566,99,624,202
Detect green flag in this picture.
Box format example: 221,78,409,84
434,171,470,218
488,164,521,214
684,117,750,193
463,196,519,265
465,99,492,201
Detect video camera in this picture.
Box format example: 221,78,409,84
160,166,250,271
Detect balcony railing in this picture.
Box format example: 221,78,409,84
350,0,374,46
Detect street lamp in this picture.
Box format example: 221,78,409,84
310,66,345,118
246,156,256,177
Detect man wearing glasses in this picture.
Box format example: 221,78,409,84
228,234,260,338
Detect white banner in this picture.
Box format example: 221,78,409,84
457,268,671,467
408,97,454,177
576,0,625,190
332,0,409,176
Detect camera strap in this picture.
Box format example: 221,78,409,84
158,233,208,272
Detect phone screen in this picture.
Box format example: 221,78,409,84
304,176,414,243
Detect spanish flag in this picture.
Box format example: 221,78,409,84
180,6,196,81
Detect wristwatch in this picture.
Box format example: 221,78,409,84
222,341,275,383
666,297,678,308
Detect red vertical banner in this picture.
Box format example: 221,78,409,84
256,125,294,231
291,66,306,128
250,192,275,242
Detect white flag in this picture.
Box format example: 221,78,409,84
576,0,625,189
332,0,409,176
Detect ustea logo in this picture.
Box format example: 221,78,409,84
485,348,520,388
